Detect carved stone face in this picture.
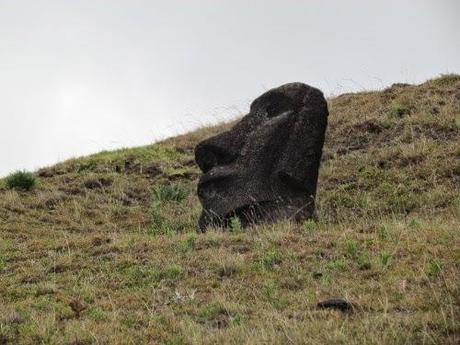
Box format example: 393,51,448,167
195,83,328,231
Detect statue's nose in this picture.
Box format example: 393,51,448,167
194,132,240,173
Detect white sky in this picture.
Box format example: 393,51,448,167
0,0,459,177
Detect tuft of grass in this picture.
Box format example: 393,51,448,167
379,251,392,267
149,183,194,235
344,239,359,259
163,265,183,280
427,260,443,277
390,104,411,117
177,234,197,253
229,216,242,233
5,170,36,191
377,224,389,240
303,219,318,233
327,259,347,271
357,252,372,270
152,183,188,203
251,250,282,272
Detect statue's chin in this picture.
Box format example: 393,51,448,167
198,199,313,232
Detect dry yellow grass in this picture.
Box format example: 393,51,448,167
0,75,459,344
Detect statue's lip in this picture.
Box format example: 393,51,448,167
198,167,237,189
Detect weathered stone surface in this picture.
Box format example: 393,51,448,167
195,82,328,231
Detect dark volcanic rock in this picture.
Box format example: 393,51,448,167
195,82,328,231
317,298,354,313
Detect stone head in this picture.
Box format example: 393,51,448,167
195,83,328,231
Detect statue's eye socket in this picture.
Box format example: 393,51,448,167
195,144,237,173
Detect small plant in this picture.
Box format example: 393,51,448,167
88,307,109,321
377,225,388,240
5,170,36,191
124,265,161,287
0,256,5,272
344,239,359,259
408,219,421,229
178,235,197,253
198,302,229,323
229,216,242,232
163,265,183,280
327,259,347,271
303,219,317,233
152,184,188,203
263,281,278,299
149,203,171,235
391,105,411,117
261,251,282,270
357,253,372,270
428,260,443,277
262,280,287,309
251,250,282,272
217,262,240,278
379,251,392,267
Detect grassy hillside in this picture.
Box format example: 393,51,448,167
0,75,459,344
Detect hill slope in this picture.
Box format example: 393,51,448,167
0,75,459,344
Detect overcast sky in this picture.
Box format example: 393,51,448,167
0,0,459,177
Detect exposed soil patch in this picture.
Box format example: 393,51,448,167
83,177,113,189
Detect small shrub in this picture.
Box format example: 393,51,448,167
5,170,36,191
152,184,188,203
229,216,242,232
391,105,411,117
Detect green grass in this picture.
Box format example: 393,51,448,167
0,75,459,344
5,170,36,191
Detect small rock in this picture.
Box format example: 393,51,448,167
317,298,354,313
